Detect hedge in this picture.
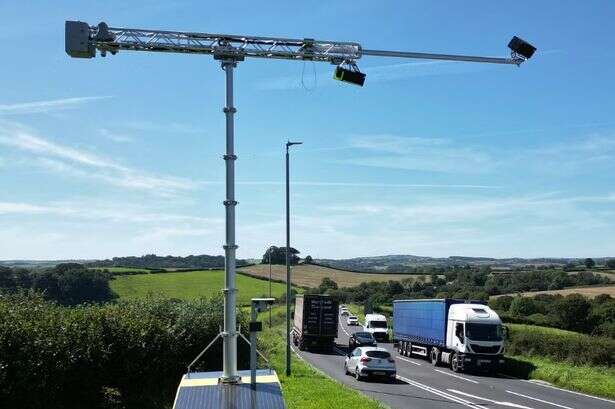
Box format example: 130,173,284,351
0,293,249,409
506,324,615,366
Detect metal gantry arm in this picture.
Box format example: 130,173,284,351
67,21,531,66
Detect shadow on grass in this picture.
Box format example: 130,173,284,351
502,357,537,379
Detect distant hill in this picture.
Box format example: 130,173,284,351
89,254,250,270
314,255,614,272
0,260,93,269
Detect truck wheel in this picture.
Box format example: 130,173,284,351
397,342,403,354
406,342,412,357
298,338,306,351
430,348,440,366
451,352,461,373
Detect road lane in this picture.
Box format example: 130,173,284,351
294,313,615,409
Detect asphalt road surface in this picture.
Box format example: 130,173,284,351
292,313,615,409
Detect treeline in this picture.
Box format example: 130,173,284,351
312,269,611,306
90,254,250,270
316,256,615,273
0,294,249,409
491,293,615,337
0,263,114,305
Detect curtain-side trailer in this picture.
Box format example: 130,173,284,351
393,299,505,373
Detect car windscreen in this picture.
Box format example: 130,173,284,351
366,350,390,359
354,332,372,338
465,323,503,341
369,321,387,328
348,316,357,319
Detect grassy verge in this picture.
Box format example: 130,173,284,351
504,355,615,399
258,307,385,409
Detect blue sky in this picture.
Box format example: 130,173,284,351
1,1,614,260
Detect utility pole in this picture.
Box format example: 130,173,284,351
285,141,302,376
268,246,273,327
65,21,535,383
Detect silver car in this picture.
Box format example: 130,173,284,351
344,347,396,382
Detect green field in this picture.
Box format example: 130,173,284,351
110,270,287,304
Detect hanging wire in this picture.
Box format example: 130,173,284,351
300,60,317,91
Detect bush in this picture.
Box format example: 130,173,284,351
506,324,615,367
0,294,249,409
509,296,537,316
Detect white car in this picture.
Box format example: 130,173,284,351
347,315,358,326
344,347,396,382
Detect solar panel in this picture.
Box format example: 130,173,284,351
173,369,286,409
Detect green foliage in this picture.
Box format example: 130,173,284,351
261,246,300,265
606,259,615,269
585,258,596,269
506,324,615,366
90,254,249,270
110,270,287,305
0,293,249,409
489,295,514,311
494,293,615,336
509,296,538,316
0,264,114,305
318,277,338,293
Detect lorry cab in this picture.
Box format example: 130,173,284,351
363,313,389,342
446,304,504,354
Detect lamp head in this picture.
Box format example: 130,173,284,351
508,36,536,60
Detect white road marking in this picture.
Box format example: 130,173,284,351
447,389,535,409
339,319,351,337
524,380,615,404
396,356,422,366
397,375,488,409
506,390,575,409
434,368,479,384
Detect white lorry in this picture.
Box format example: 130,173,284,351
393,299,506,373
363,313,389,342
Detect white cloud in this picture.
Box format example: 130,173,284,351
340,134,492,173
99,128,134,143
0,122,198,195
0,96,110,115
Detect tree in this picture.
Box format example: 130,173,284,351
261,246,300,265
318,277,338,294
553,294,592,332
489,295,514,312
606,259,615,269
509,297,537,316
584,258,596,269
304,255,313,264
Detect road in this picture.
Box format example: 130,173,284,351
293,313,615,409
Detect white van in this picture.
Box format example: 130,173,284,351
363,313,389,342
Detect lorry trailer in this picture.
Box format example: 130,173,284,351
393,299,505,373
292,294,339,351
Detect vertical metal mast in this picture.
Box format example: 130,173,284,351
285,145,291,376
221,59,239,383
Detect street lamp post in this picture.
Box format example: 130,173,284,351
268,246,274,328
285,141,302,377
